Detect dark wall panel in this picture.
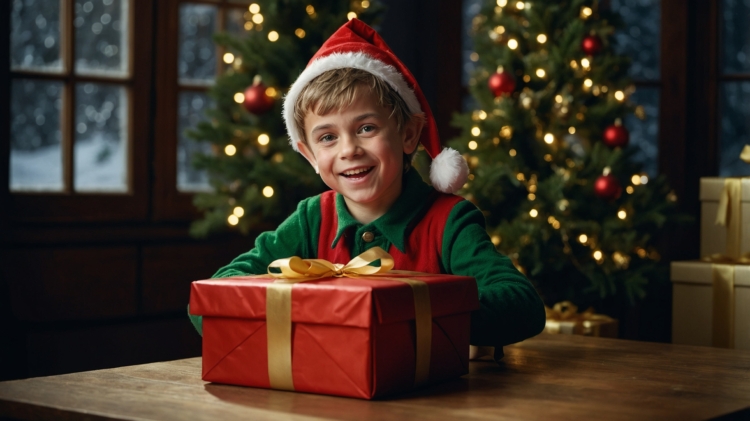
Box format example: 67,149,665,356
2,246,138,322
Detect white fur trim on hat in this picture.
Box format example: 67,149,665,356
283,51,422,150
430,147,470,194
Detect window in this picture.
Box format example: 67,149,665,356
10,0,130,193
153,0,249,219
4,0,152,221
719,0,750,176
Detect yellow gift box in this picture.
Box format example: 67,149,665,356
544,301,618,338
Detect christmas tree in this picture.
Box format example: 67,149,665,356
449,0,685,308
188,1,384,237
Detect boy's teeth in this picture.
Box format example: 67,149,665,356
343,167,371,176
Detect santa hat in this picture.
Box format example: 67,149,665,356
282,18,469,194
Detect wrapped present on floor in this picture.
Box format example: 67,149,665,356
700,145,750,261
671,261,750,350
544,301,618,338
189,247,479,399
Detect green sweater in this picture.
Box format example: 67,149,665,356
189,170,545,346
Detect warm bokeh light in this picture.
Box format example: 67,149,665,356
578,234,588,243
491,235,501,245
618,210,627,219
584,79,593,88
640,175,649,185
470,52,479,62
347,11,357,20
265,87,277,97
468,140,478,150
555,95,563,103
223,53,235,64
252,14,264,24
228,215,239,225
233,207,245,217
581,6,593,17
306,5,315,14
593,250,603,261
224,145,237,156
478,110,487,120
537,34,547,43
268,31,279,42
361,0,370,8
262,186,274,197
568,126,576,134
536,68,546,78
295,28,306,38
544,133,554,144
258,134,270,145
516,1,525,10
626,186,635,194
508,39,518,49
471,126,481,136
249,3,260,13
233,93,245,103
615,90,625,101
631,174,641,185
509,148,517,157
529,209,538,218
495,25,506,34
497,0,507,6
581,58,590,68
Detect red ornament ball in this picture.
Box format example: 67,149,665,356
603,124,630,148
581,34,603,56
243,80,274,114
488,72,516,97
594,174,622,200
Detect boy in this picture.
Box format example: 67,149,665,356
189,19,545,351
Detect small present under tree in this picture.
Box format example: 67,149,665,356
188,1,384,237
449,0,686,308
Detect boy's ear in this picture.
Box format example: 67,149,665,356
402,113,425,155
297,141,319,174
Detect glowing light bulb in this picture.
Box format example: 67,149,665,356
584,79,593,88
509,149,517,157
516,1,525,10
555,95,563,103
471,126,481,136
491,235,501,245
544,133,554,144
581,58,590,68
263,186,274,197
478,110,487,120
537,34,547,44
536,68,546,78
265,87,277,97
593,250,603,260
615,90,625,101
295,28,306,38
468,140,478,150
249,3,260,13
497,0,507,6
495,25,506,34
578,234,588,243
529,209,538,217
228,215,239,225
361,0,370,8
225,145,237,156
640,175,649,184
233,92,245,103
508,39,518,50
568,126,576,134
631,174,641,185
233,206,245,217
306,5,315,15
347,11,357,20
581,7,593,18
258,134,270,145
223,52,235,63
618,210,627,219
252,14,264,24
268,31,279,41
626,186,634,194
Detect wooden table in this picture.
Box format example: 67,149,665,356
1,334,749,421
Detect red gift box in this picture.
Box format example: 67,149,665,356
189,273,479,399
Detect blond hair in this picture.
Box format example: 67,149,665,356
292,68,421,170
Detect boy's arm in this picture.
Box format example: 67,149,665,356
442,200,546,347
188,195,322,336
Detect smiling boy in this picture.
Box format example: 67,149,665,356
189,19,545,350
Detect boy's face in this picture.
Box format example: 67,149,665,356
298,87,422,220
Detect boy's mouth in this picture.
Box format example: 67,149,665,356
341,166,374,179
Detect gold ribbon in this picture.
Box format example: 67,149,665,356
544,301,614,336
264,247,432,391
711,264,735,348
714,146,750,260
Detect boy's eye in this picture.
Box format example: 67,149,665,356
319,134,335,143
359,125,375,134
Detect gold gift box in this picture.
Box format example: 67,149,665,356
544,301,619,338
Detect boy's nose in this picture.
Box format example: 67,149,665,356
339,134,363,159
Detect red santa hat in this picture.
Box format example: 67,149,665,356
282,18,469,194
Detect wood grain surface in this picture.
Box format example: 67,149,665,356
1,334,749,421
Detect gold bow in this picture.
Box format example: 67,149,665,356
741,145,750,164
714,146,750,260
264,247,432,392
545,301,614,336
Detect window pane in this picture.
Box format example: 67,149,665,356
179,4,218,85
626,87,660,177
74,83,128,192
461,0,482,86
611,0,661,81
10,80,64,192
721,0,750,74
75,0,129,76
177,91,213,192
226,7,250,36
719,81,750,176
10,0,62,72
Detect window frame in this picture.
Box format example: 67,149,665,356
1,0,153,222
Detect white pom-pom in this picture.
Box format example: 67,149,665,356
430,147,469,194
